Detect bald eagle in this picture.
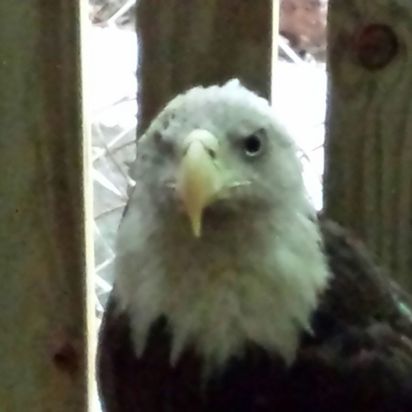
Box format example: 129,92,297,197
97,80,412,412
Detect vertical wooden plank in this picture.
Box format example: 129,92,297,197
272,0,280,103
136,0,273,134
0,1,89,410
324,0,412,289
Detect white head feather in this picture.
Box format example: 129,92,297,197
115,79,329,371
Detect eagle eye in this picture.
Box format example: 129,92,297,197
243,133,263,157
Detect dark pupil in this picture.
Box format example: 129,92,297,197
244,135,261,155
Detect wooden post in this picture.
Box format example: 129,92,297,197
0,1,91,410
136,0,274,134
272,0,280,102
325,0,412,289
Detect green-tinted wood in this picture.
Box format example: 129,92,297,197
136,0,273,134
325,0,412,290
0,1,89,410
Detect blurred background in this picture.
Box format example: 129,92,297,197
88,0,328,317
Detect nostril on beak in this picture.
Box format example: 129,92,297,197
206,147,217,159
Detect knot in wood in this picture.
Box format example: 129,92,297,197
353,24,398,70
51,335,80,375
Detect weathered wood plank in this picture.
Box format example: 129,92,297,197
0,2,90,410
325,0,412,289
137,0,273,133
272,0,280,101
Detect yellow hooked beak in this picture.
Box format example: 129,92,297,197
176,129,223,238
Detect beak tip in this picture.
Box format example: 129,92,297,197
191,218,202,238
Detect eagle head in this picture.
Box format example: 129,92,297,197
115,80,329,371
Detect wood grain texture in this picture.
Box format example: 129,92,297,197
0,1,89,410
136,0,273,134
324,0,412,290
